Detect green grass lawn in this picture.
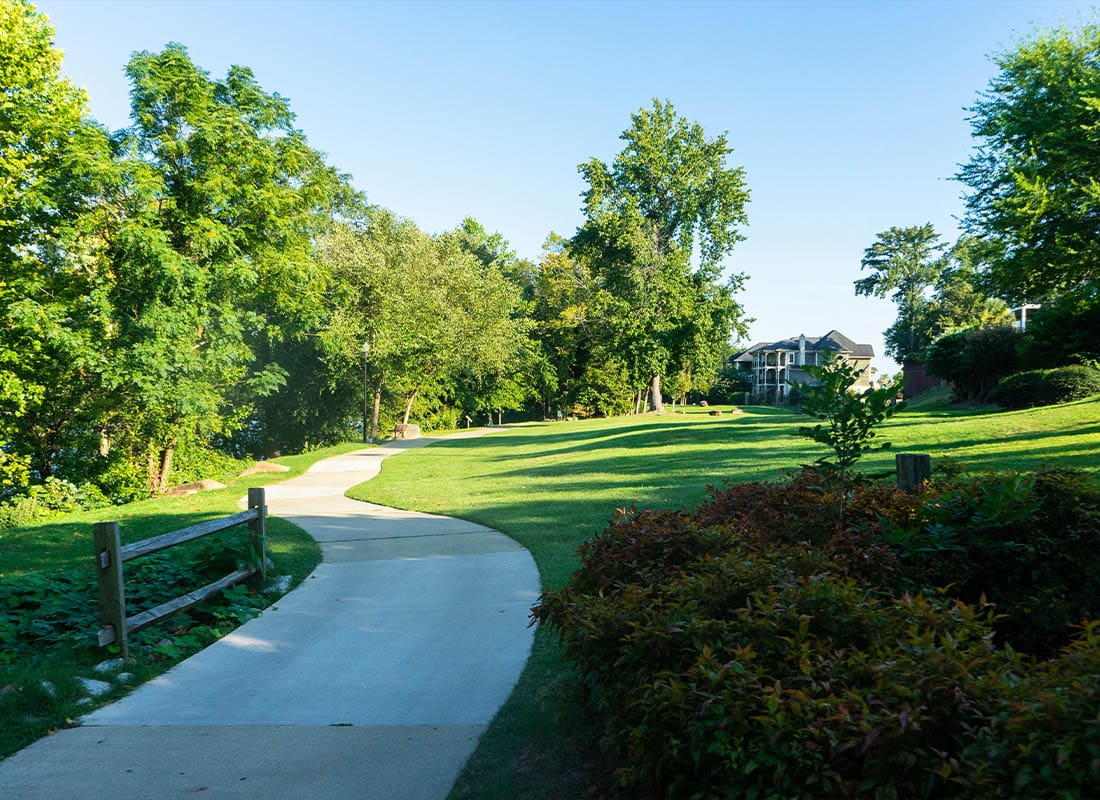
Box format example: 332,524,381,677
350,397,1100,799
0,441,368,760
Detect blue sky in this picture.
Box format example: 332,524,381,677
39,0,1097,375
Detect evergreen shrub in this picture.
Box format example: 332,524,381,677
989,364,1100,409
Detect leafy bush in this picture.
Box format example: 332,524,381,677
989,364,1100,409
0,446,30,502
0,477,117,529
707,370,752,404
966,621,1100,798
537,535,1010,799
926,325,1020,402
538,466,1100,798
795,358,904,478
901,467,1100,656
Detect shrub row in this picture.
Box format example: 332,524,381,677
989,364,1100,409
535,467,1100,798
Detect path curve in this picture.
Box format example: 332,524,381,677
1,431,539,800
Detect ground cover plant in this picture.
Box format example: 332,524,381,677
352,397,1100,799
0,441,364,759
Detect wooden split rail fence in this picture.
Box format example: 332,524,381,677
93,487,267,660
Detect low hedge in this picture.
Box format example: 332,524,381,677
535,468,1100,799
989,364,1100,409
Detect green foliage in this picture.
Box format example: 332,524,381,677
1,20,363,499
855,224,947,361
319,211,527,432
925,325,1020,402
0,0,114,483
103,43,358,492
959,23,1100,301
571,99,750,411
795,358,904,474
901,467,1100,657
536,464,1100,799
0,476,112,529
967,621,1100,797
880,237,1013,363
0,528,262,664
706,368,752,404
1017,289,1100,369
0,445,30,500
989,365,1100,410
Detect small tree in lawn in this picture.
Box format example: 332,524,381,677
794,358,905,518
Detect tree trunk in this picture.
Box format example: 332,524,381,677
402,390,417,425
157,443,174,494
145,442,175,495
497,409,502,426
650,373,665,414
370,374,383,442
147,449,157,495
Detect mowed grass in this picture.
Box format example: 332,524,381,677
351,397,1100,799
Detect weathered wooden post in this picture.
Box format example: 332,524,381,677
896,453,932,493
248,487,267,585
93,521,128,659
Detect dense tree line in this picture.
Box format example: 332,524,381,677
0,1,749,508
857,22,1100,379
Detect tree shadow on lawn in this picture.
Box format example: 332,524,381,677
461,414,807,465
886,420,1100,461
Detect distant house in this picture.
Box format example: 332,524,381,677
729,330,875,404
1011,304,1041,332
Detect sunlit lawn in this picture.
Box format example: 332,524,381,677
352,396,1100,799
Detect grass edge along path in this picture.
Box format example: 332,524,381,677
350,398,1100,799
0,440,369,760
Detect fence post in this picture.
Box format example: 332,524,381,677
896,453,932,493
93,521,128,660
248,487,267,584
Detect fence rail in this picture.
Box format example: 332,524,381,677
93,487,267,659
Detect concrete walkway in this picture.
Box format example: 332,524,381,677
1,432,540,799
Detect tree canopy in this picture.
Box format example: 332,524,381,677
2,4,759,513
572,99,750,412
958,24,1100,302
854,224,946,361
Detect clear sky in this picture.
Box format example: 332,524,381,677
37,0,1098,375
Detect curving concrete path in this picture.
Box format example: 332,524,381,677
1,432,540,799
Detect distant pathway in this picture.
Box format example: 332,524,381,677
0,432,539,800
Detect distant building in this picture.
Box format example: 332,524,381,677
1011,304,1041,332
729,330,875,404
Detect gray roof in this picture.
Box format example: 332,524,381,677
729,330,874,361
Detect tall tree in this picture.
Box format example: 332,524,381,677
573,99,750,412
105,44,356,492
958,24,1100,302
321,211,525,434
0,0,114,480
880,236,1012,361
854,224,947,361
